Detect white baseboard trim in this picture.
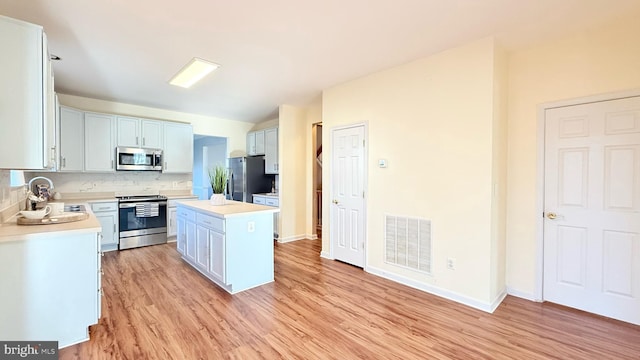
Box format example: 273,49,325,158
279,234,307,243
366,265,501,313
490,289,508,313
306,234,318,240
320,251,333,259
506,287,539,302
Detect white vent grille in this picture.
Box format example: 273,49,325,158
385,215,432,274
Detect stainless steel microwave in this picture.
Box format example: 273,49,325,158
116,147,162,171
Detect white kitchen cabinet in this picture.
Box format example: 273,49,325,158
196,225,210,270
178,207,197,262
168,197,197,240
163,122,193,173
59,106,84,172
264,127,279,174
141,120,163,148
176,215,186,255
168,207,178,238
247,130,265,156
208,229,225,282
0,16,55,170
0,231,101,348
91,202,119,252
186,220,197,262
253,194,279,240
84,112,115,172
43,52,57,170
116,116,163,149
116,116,139,147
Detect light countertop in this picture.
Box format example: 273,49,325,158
0,202,102,244
176,200,279,218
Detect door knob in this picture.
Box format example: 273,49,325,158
332,199,339,204
547,212,557,220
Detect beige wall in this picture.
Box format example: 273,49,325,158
279,104,308,241
58,94,253,157
322,37,504,307
490,45,508,300
506,11,640,297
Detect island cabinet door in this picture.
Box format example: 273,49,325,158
185,221,197,262
176,216,186,255
208,230,226,283
195,225,210,270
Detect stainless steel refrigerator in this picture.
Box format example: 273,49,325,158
227,156,275,202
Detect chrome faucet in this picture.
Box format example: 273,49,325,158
26,176,54,210
28,176,54,194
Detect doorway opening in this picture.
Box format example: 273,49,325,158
312,123,323,239
193,135,228,200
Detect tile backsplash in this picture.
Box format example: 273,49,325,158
0,169,26,215
28,171,192,196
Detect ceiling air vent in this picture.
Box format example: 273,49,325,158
385,215,432,274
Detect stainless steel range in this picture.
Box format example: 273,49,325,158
117,195,168,250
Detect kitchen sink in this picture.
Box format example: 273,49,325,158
64,204,87,212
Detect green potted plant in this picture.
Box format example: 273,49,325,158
208,164,228,205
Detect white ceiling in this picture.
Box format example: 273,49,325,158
2,0,639,123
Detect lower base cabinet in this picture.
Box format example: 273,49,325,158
90,201,118,252
0,231,101,348
176,203,274,294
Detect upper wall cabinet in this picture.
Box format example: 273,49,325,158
0,16,55,170
116,116,163,149
163,122,193,173
264,127,278,174
247,130,265,156
58,106,84,172
84,112,115,172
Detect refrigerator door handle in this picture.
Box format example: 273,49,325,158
232,171,236,199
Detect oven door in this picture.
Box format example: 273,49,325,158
119,201,167,237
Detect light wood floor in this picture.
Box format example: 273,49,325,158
60,240,640,359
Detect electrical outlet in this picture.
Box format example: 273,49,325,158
172,181,179,188
447,257,456,270
247,221,255,233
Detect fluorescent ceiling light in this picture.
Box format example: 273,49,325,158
169,58,219,88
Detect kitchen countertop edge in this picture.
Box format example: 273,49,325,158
0,203,102,244
176,200,279,218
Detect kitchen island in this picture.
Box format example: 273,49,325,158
175,200,279,294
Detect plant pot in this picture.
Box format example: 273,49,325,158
209,193,226,206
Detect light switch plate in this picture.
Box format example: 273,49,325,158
378,159,387,168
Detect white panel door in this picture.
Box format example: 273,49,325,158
331,125,366,267
544,96,640,325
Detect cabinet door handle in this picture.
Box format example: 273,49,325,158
136,136,139,145
143,138,146,146
113,224,116,233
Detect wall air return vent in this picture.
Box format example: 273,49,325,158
385,215,432,274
